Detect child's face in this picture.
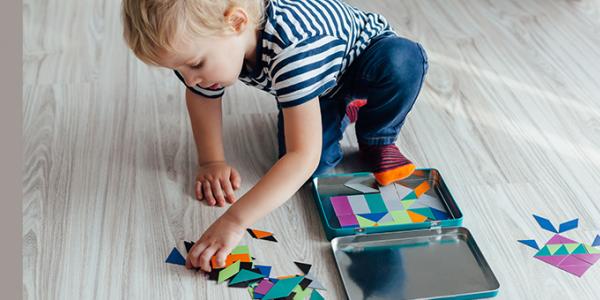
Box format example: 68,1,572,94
158,29,255,90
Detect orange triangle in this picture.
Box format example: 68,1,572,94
251,229,273,239
407,210,427,223
414,181,431,197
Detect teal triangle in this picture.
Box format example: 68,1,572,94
535,246,552,256
572,244,588,254
402,191,418,200
554,245,569,255
409,208,434,220
358,212,387,223
229,269,264,285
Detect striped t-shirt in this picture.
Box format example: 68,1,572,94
174,0,393,108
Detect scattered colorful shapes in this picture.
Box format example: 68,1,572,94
247,228,278,242
262,276,304,299
254,279,275,295
218,260,241,284
229,269,265,286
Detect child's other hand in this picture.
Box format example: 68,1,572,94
195,161,241,206
185,212,245,272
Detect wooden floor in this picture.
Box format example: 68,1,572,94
23,0,600,299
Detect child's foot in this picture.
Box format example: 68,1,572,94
359,143,416,186
346,99,367,123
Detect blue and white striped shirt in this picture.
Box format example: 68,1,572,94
174,0,393,108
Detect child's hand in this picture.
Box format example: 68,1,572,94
195,161,241,206
185,212,245,272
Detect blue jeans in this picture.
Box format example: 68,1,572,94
276,33,429,177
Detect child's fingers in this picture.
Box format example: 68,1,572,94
211,179,226,207
213,245,233,269
220,178,236,204
230,168,241,190
197,244,220,272
195,181,203,201
186,241,208,269
203,181,216,206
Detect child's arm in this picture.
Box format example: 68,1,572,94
186,89,241,206
186,97,322,271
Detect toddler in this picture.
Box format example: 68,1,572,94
122,0,428,272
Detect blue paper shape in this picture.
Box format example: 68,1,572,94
593,235,600,247
165,247,186,265
429,207,449,220
558,218,579,233
255,265,272,277
518,239,539,250
358,212,387,223
533,215,557,233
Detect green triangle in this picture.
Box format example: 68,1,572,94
402,191,417,200
390,210,412,224
572,244,588,254
402,200,416,209
231,245,250,255
229,269,264,285
564,243,579,254
218,260,241,284
535,246,552,256
356,215,377,227
585,244,600,254
554,245,569,255
547,244,561,254
409,208,434,220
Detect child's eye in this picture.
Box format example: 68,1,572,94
191,61,203,69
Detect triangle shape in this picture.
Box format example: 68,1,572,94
572,244,588,255
402,191,417,200
556,263,591,277
564,243,580,254
593,235,600,247
536,254,567,267
255,265,272,277
429,207,450,220
390,210,412,224
413,181,431,197
401,200,416,209
547,244,561,254
184,241,195,253
535,246,551,256
518,239,539,250
229,269,265,286
554,245,569,255
294,262,312,275
559,255,591,267
250,229,274,239
411,194,447,212
358,212,387,223
377,212,396,225
585,244,600,254
546,234,577,245
408,208,434,220
407,210,427,223
261,235,278,242
165,247,186,266
572,253,600,265
356,215,376,227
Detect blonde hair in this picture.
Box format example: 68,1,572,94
122,0,266,66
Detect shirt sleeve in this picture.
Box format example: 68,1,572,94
269,36,346,108
173,70,225,99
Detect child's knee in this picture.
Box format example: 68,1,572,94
380,38,428,88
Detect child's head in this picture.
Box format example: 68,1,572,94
122,0,265,88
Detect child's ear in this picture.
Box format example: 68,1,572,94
224,7,249,33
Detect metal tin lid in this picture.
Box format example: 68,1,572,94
331,227,500,299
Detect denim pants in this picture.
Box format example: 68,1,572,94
276,33,429,177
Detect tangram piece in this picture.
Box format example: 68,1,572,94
255,265,272,277
294,261,312,275
401,200,416,210
254,279,275,295
546,244,561,255
429,207,449,220
564,243,580,253
262,276,304,300
535,254,567,266
535,246,551,256
571,244,587,255
557,264,591,277
390,210,412,224
377,212,396,225
358,212,387,223
593,235,600,247
558,218,579,233
533,214,557,233
382,195,404,211
402,191,417,200
310,289,325,300
305,275,326,290
364,193,387,213
247,228,278,242
518,239,539,250
413,181,430,197
407,210,427,223
356,215,377,227
561,255,590,266
211,253,251,269
208,267,224,281
277,274,298,279
299,277,313,290
229,269,265,286
165,248,186,266
344,177,379,193
347,195,370,214
231,245,250,255
330,196,353,216
410,194,447,212
409,208,434,220
554,245,569,256
585,244,600,254
337,214,359,227
573,253,600,265
184,241,195,253
292,285,313,299
217,260,241,284
546,234,577,245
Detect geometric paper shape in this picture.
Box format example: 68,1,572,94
211,253,251,269
294,262,312,275
572,253,600,265
413,181,431,197
310,289,325,300
556,263,592,277
402,191,417,200
390,210,412,224
409,194,447,212
547,244,561,255
407,210,428,223
229,269,265,286
408,208,434,220
247,228,274,239
546,234,578,245
364,193,387,213
330,196,353,216
377,212,396,225
553,245,569,256
572,244,588,255
429,207,450,220
262,276,304,299
518,239,540,250
534,246,551,256
306,275,326,290
254,279,275,295
382,196,404,211
184,241,195,253
535,254,567,266
344,177,379,193
564,243,580,254
558,218,579,233
218,260,241,284
401,200,416,210
232,245,250,255
379,184,401,202
347,195,370,214
559,255,591,267
165,247,186,266
292,284,313,299
356,215,377,228
358,212,387,223
299,277,313,290
585,245,600,254
593,235,600,247
337,214,359,227
255,265,272,278
533,215,557,233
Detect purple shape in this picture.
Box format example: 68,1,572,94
546,234,577,245
254,279,274,295
557,263,592,277
535,255,567,267
330,196,353,216
559,255,590,267
337,214,359,227
573,253,600,265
